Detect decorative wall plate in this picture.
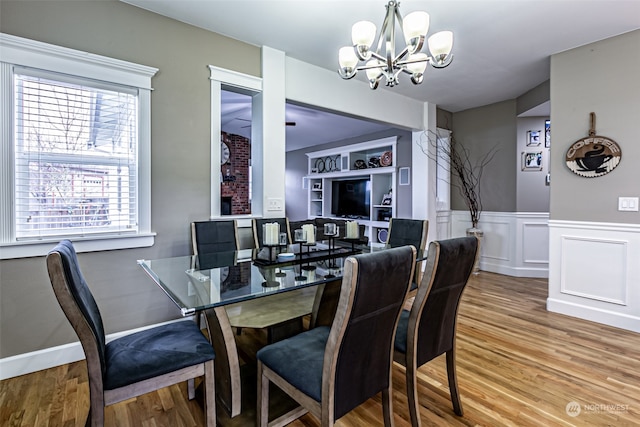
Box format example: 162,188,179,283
368,156,380,168
380,151,393,167
353,159,367,169
565,113,621,178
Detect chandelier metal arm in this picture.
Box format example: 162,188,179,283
373,2,393,60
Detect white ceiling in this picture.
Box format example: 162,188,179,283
122,0,640,151
221,90,392,150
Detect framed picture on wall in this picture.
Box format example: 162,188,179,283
522,151,543,170
527,130,541,146
545,120,551,147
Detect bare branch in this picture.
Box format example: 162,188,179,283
417,129,498,228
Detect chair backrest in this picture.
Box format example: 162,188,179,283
252,218,291,248
410,237,478,366
385,218,429,252
46,240,107,387
326,245,416,419
191,220,238,255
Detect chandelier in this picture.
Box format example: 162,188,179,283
338,1,454,89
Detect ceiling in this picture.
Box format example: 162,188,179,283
122,0,640,151
221,90,392,150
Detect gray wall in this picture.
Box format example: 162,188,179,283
436,108,453,130
550,29,640,224
451,100,518,213
0,0,261,358
286,128,413,221
517,80,550,116
516,117,550,212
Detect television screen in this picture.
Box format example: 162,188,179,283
331,178,371,219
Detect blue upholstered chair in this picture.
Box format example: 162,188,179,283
393,237,479,426
46,240,216,427
386,218,429,288
256,245,417,427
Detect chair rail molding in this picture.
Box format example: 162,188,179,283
547,220,640,333
438,210,550,278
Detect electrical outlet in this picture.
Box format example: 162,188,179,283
267,197,283,211
618,197,639,212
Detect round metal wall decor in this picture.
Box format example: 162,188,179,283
565,113,621,178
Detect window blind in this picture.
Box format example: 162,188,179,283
14,68,139,239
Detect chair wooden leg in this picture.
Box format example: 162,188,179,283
406,364,421,427
446,349,464,416
188,378,196,400
382,386,395,427
88,396,105,427
203,307,242,417
257,362,269,427
85,408,96,427
204,359,216,427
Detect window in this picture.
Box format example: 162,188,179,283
209,65,263,218
14,69,138,238
1,34,157,258
220,88,256,216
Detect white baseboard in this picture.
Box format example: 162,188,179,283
480,260,550,278
547,298,640,333
0,318,191,381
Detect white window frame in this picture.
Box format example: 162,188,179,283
0,33,157,259
209,65,263,227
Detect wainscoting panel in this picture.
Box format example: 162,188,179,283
522,222,549,264
560,236,627,305
443,211,549,278
548,220,640,333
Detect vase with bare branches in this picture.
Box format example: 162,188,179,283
418,130,498,273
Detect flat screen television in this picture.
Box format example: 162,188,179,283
331,178,371,219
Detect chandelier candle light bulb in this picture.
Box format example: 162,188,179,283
402,11,429,49
352,21,377,50
428,31,454,67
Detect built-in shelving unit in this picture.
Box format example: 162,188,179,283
305,137,397,245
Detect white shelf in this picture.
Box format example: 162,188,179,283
305,137,397,244
305,166,395,179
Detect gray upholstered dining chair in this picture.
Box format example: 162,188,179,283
46,240,216,427
393,236,479,427
191,219,239,255
252,217,291,248
386,218,429,288
256,245,417,427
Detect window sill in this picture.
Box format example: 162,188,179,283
0,233,156,260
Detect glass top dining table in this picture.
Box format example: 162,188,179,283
138,239,415,316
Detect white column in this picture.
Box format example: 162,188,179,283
261,46,287,218
412,102,438,244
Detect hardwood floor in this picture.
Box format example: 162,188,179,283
2,272,639,426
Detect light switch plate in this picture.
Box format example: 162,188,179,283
618,197,639,212
267,197,283,211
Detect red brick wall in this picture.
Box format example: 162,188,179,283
221,132,251,215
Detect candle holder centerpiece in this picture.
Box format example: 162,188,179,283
262,222,285,263
341,220,362,252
